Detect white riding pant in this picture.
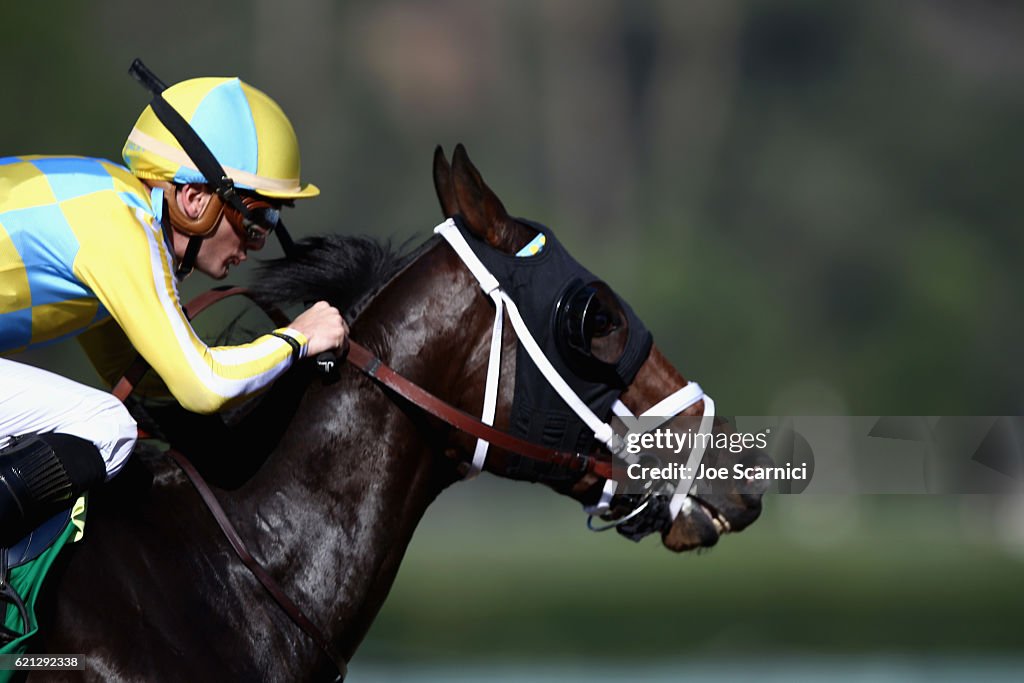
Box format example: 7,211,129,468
0,358,137,479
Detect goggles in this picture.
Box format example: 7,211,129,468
225,194,283,248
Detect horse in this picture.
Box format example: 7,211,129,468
30,145,768,681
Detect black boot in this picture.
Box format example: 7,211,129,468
0,433,106,547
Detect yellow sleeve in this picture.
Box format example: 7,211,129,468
68,188,307,414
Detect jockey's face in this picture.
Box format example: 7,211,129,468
194,217,250,280
168,184,260,279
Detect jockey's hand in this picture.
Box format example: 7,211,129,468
289,301,348,357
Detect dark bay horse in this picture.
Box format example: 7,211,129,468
32,145,766,681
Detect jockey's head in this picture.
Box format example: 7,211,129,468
122,76,318,277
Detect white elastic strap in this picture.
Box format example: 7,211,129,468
434,219,617,450
611,399,633,418
669,395,715,519
613,385,715,520
434,219,500,294
499,290,616,448
583,478,618,515
613,381,706,424
640,382,704,419
467,293,504,477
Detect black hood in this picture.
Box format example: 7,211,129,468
454,218,653,454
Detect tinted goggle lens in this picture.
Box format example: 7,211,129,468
245,207,280,241
229,196,281,246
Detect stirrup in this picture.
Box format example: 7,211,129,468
0,586,30,644
0,546,30,644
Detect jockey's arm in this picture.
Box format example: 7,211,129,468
74,202,307,415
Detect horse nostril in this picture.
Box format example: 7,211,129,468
740,491,765,508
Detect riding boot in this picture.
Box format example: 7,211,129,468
0,433,106,547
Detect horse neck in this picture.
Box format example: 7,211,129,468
227,242,489,659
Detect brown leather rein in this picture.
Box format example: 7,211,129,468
117,286,614,478
111,286,617,682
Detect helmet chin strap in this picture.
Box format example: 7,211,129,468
177,235,204,279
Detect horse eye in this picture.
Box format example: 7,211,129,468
587,306,619,338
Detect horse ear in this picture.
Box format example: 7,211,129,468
432,145,459,218
450,143,518,251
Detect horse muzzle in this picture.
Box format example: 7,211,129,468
660,446,772,552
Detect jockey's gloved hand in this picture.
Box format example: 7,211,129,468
0,433,106,547
289,301,348,358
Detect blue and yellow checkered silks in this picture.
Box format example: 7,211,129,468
0,155,308,413
122,77,319,200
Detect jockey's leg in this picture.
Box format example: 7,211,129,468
0,358,137,545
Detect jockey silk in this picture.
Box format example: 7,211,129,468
0,155,306,413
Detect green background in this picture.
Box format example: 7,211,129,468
3,1,1022,679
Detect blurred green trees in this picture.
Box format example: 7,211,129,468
5,1,1020,414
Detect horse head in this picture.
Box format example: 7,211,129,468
426,144,769,551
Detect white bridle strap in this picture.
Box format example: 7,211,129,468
498,290,616,447
434,218,504,475
434,218,500,294
669,394,714,519
435,219,618,470
610,382,715,520
467,291,504,477
584,478,618,516
642,382,704,421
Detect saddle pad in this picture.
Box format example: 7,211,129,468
7,509,73,569
1,496,85,662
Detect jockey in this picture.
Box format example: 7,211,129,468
0,76,347,546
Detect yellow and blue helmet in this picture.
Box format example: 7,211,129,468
122,76,318,200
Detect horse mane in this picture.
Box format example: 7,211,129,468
248,233,437,321
147,233,441,488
